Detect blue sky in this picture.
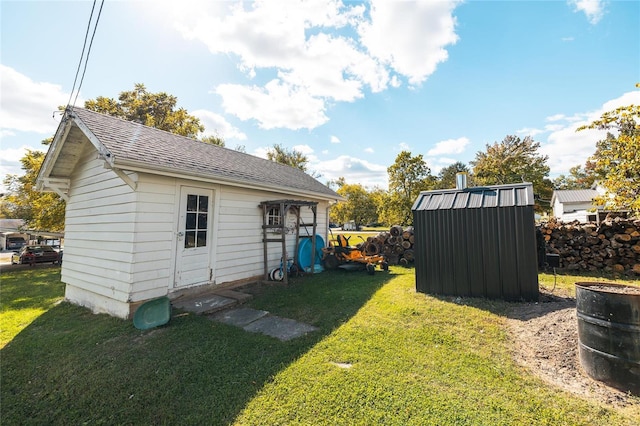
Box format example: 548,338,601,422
1,0,639,191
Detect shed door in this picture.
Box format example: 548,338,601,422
175,186,213,288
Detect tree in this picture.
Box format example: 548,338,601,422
552,164,596,190
470,135,552,211
201,134,225,147
266,144,309,172
578,103,640,214
330,183,378,228
326,176,346,191
4,85,210,231
435,161,471,189
1,142,65,232
84,83,204,138
382,151,435,225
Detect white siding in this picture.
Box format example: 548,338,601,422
129,175,177,302
214,186,329,284
61,146,332,317
62,146,137,314
554,201,595,223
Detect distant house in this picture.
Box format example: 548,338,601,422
551,189,600,223
37,107,342,319
551,187,628,223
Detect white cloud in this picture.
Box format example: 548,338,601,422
516,127,545,137
398,142,410,151
359,0,460,86
568,0,605,24
216,80,328,130
426,137,469,156
292,144,315,155
546,113,566,122
330,135,341,144
0,145,46,190
541,90,640,175
191,109,247,140
0,65,70,134
364,147,374,153
173,0,461,130
313,154,388,188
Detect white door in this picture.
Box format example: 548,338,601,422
175,186,213,287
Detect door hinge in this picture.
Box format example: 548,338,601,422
209,268,213,281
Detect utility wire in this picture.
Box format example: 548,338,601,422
66,0,105,110
72,0,104,108
66,1,96,109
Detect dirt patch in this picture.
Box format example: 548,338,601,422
506,287,640,410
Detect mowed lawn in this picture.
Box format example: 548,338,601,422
1,266,639,425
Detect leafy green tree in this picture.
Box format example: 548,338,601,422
201,134,225,147
578,103,640,213
470,135,551,211
326,176,346,191
331,183,378,228
1,141,65,232
435,161,471,189
552,164,597,190
84,83,204,138
266,144,309,172
382,151,435,225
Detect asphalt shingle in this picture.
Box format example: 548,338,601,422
68,107,339,199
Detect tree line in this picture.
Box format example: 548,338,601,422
2,84,638,232
332,97,639,228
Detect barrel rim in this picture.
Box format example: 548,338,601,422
575,281,640,296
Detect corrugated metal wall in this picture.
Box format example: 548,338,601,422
412,183,539,301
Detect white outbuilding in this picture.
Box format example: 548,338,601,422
37,107,341,319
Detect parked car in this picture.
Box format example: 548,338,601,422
11,245,62,265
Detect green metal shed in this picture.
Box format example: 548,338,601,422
412,182,539,301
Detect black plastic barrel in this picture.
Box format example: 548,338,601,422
575,282,640,395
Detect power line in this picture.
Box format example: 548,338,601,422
66,0,105,110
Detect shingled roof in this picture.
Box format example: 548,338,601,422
39,107,341,201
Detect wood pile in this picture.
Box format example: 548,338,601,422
540,217,640,275
361,225,415,265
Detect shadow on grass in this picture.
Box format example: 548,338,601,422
418,268,640,321
0,269,394,425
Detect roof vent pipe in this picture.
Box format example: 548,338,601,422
456,172,468,190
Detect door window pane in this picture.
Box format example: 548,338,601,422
186,213,196,230
184,193,209,248
185,231,196,248
198,196,209,212
198,213,207,229
197,231,207,247
187,195,198,211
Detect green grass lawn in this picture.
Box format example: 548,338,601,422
1,266,639,425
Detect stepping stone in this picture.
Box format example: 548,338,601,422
243,315,318,341
213,289,253,304
173,295,236,315
209,307,268,327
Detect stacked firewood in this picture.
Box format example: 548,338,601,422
540,217,640,275
360,225,415,265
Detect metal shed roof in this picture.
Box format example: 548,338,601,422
552,189,598,204
412,183,535,211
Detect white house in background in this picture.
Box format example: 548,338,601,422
37,107,342,319
551,189,601,223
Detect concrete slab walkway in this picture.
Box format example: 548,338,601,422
209,307,318,341
172,289,318,341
